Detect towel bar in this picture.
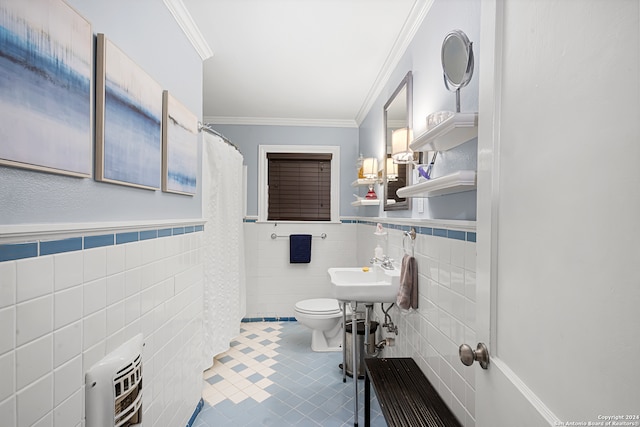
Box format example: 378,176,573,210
271,233,327,240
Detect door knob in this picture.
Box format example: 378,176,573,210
459,343,490,369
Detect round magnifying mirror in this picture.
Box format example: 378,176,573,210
441,29,474,91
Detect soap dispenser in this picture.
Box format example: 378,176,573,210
375,244,384,260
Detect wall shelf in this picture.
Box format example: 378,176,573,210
396,170,476,198
410,112,478,152
351,199,381,207
351,178,378,187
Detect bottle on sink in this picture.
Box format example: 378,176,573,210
375,244,384,260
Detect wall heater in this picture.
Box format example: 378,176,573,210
86,334,144,427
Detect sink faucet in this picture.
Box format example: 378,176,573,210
380,256,395,270
370,255,395,270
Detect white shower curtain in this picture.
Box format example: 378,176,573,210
201,132,246,370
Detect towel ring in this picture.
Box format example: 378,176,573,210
402,228,416,257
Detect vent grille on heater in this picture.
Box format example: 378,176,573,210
86,334,144,427
114,354,142,427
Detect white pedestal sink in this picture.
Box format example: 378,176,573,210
328,265,400,303
328,264,401,425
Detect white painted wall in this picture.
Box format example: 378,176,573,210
213,124,360,217
358,0,481,221
0,0,203,225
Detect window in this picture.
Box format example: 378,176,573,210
267,153,331,221
258,145,340,222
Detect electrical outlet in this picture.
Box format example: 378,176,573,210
386,337,395,347
417,198,424,213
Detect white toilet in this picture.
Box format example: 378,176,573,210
294,298,349,352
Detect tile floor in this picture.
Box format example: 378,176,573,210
194,321,386,426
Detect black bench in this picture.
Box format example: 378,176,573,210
364,357,462,427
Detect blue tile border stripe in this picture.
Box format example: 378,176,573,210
356,220,476,242
448,230,466,241
242,317,297,322
0,224,205,263
84,234,114,249
139,230,157,241
420,227,433,235
0,242,38,262
40,237,83,256
158,228,172,238
241,217,475,241
116,232,139,245
433,228,447,238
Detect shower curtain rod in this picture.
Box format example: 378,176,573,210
198,122,240,152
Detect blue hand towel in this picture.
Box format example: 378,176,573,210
290,234,312,263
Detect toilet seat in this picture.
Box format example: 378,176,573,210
294,298,342,315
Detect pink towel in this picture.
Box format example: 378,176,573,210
397,254,418,310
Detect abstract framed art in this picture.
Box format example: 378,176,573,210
95,33,162,190
0,0,92,177
162,91,198,195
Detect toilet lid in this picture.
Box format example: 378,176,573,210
295,298,342,315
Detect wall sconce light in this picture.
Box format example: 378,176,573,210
386,157,398,181
391,127,414,163
362,157,378,199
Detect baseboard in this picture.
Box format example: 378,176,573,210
186,398,204,427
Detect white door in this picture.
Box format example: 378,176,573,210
472,1,640,426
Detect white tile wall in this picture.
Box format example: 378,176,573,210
54,287,82,330
0,351,15,401
242,221,358,318
16,295,52,347
358,221,477,427
17,374,53,427
54,252,83,292
0,306,14,354
0,228,204,427
16,334,52,391
16,257,53,303
0,261,17,308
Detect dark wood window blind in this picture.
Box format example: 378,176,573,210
267,153,332,221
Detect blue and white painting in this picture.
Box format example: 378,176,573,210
162,91,197,195
0,0,92,176
97,34,162,189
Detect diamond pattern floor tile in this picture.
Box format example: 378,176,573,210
198,321,385,427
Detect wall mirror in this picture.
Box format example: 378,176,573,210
383,71,413,211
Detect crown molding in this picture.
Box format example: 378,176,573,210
163,0,213,60
355,0,434,125
203,116,358,128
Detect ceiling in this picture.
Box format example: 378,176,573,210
170,0,429,127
